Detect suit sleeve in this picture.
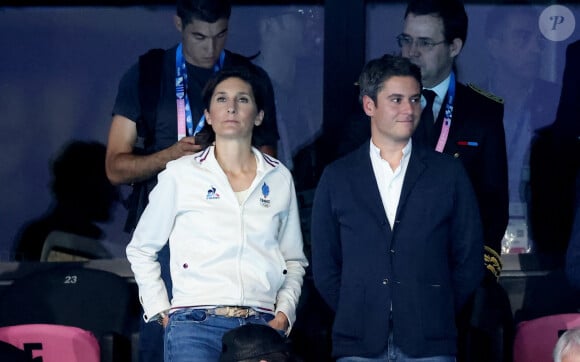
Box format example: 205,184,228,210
451,163,485,310
479,100,509,254
310,168,342,311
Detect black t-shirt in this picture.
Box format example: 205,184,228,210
112,44,279,154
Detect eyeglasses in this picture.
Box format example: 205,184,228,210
396,34,446,51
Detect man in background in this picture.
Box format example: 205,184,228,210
399,0,512,360
484,7,560,253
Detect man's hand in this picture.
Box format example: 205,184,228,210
106,116,201,185
267,311,289,333
166,136,202,160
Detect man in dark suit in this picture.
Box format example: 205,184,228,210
311,54,484,361
400,0,508,256
400,2,512,360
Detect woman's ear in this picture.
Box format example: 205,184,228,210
204,109,212,125
254,110,264,126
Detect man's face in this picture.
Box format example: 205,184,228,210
364,76,422,146
401,13,460,88
176,17,229,69
487,12,542,80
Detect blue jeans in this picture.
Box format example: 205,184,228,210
164,308,283,362
337,332,455,362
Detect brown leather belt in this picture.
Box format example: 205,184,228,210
206,306,257,318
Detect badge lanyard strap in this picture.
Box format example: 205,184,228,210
175,44,225,140
435,71,455,153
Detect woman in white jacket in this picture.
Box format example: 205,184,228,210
126,66,308,362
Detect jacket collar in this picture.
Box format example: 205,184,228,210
194,145,280,175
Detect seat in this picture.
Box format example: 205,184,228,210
40,230,112,261
0,339,31,362
0,324,99,362
0,264,138,362
513,313,580,362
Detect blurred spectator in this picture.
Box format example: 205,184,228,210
254,6,324,189
484,6,560,210
12,140,119,261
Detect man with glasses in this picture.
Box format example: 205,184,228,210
400,1,511,361
400,0,508,259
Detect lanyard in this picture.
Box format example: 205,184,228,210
434,71,455,153
175,43,225,140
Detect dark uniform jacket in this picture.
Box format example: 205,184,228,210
412,81,508,254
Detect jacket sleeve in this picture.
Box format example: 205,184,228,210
479,101,509,254
450,164,485,311
310,168,342,311
126,168,178,322
274,177,308,330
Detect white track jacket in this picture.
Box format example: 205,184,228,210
126,146,308,327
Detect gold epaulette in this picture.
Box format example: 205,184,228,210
484,245,502,280
468,83,504,104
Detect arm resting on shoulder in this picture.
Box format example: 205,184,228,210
105,115,201,185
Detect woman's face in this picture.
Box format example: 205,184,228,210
204,77,264,141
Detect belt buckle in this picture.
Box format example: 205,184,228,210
230,306,250,318
221,306,252,318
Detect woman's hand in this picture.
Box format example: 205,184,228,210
267,311,289,333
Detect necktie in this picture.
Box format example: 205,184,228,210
421,89,437,143
421,89,437,125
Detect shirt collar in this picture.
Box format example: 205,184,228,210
426,74,451,101
369,139,413,162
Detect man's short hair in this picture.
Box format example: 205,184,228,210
358,54,422,105
404,0,468,46
176,0,232,26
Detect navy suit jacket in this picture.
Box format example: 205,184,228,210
340,81,508,254
311,141,484,358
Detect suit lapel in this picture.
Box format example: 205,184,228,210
348,144,390,227
397,144,428,220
